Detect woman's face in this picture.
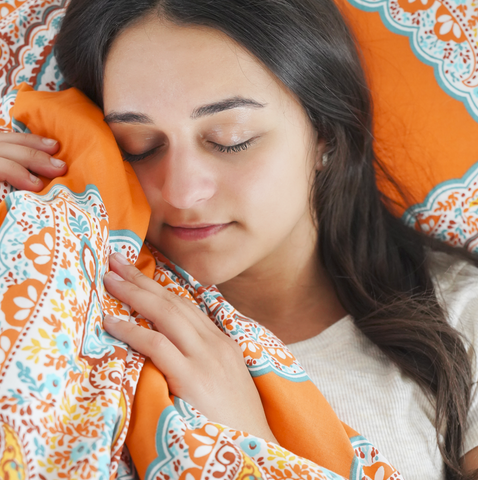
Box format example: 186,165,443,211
103,18,322,285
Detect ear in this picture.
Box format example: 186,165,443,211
315,139,328,172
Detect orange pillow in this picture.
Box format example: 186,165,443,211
339,0,478,250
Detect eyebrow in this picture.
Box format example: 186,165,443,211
104,112,154,125
104,96,266,125
191,96,266,119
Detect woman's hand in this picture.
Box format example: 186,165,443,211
0,132,67,190
103,253,277,443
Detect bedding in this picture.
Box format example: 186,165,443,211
0,83,403,479
337,0,478,251
0,1,477,478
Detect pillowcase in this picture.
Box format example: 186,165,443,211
339,0,478,251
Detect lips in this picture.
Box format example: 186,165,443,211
165,223,231,241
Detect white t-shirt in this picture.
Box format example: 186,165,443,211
287,253,478,480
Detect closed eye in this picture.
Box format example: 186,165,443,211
210,139,254,154
121,138,256,161
121,146,159,163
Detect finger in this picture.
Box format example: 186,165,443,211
0,132,60,153
103,270,204,354
103,315,188,379
0,157,44,191
0,142,66,179
109,253,221,336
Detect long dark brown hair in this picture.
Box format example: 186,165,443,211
55,1,477,478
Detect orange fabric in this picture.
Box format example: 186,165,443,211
254,373,356,477
1,1,476,477
0,83,155,477
339,1,478,214
126,363,359,479
126,360,171,480
10,85,152,236
0,83,402,480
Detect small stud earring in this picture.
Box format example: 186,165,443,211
322,152,329,167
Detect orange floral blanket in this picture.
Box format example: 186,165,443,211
0,85,404,480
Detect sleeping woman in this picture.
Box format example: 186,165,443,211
0,0,477,479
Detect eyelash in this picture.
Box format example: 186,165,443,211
121,147,159,163
121,139,254,163
210,140,253,154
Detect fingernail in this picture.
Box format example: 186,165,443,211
29,173,40,184
50,157,65,168
106,271,125,282
104,315,121,324
42,138,57,146
112,252,130,265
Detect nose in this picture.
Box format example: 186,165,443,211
159,145,216,210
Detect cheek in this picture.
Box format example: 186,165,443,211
230,146,313,231
131,138,313,243
132,163,164,213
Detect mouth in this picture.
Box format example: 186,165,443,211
164,222,232,241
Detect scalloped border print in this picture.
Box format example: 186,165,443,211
346,0,478,122
403,162,478,253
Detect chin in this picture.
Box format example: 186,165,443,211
164,251,242,287
179,263,233,287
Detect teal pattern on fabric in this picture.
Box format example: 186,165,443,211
403,161,478,252
0,178,145,478
345,0,478,122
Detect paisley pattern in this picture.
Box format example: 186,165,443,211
0,0,476,479
403,162,478,252
0,422,27,480
135,393,398,480
0,0,476,121
0,0,68,102
347,0,478,121
0,183,144,479
351,437,403,480
144,403,330,480
0,84,404,479
151,251,308,381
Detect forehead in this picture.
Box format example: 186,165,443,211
103,18,285,116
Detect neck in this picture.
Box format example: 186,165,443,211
217,218,347,345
